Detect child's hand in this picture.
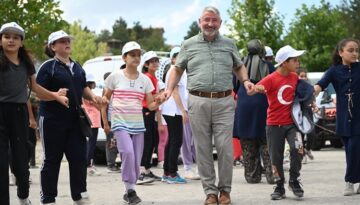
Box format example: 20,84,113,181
255,85,266,93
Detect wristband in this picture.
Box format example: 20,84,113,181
242,79,250,83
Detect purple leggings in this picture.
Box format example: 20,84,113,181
114,130,144,184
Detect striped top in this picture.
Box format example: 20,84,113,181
105,70,154,134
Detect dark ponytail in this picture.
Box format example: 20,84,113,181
332,38,360,66
44,44,55,58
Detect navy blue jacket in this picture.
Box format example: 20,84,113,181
316,62,360,137
36,58,86,123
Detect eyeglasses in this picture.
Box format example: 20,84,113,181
148,58,159,63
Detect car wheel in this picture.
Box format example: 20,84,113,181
331,139,343,148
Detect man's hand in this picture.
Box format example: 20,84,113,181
243,81,255,93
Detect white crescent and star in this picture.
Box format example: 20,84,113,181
277,85,293,105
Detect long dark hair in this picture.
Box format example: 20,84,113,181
0,34,35,75
332,38,360,66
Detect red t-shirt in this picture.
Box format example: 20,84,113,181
142,72,157,108
257,71,298,125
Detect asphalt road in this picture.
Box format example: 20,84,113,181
10,147,360,205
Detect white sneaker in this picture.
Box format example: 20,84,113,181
9,173,16,186
19,198,32,205
344,182,355,196
73,192,93,205
156,161,164,169
302,155,308,164
184,169,200,180
87,166,101,176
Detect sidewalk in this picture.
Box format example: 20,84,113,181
10,147,360,204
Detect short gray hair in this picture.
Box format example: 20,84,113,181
202,6,221,19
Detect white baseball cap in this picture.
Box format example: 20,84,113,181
170,46,181,58
48,30,71,46
275,45,305,67
122,41,141,55
265,46,273,57
0,22,25,39
143,51,159,62
86,73,96,82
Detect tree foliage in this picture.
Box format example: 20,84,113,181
228,0,284,51
0,0,68,59
339,0,360,40
184,21,200,40
284,0,347,71
67,21,107,65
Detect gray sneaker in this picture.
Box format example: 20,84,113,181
136,172,155,185
344,182,355,196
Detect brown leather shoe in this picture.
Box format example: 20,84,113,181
204,194,218,205
219,191,231,205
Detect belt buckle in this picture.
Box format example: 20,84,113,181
210,92,217,98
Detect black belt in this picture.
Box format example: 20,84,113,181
189,90,232,98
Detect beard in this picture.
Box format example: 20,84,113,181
202,29,219,38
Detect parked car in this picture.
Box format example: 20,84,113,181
307,72,342,150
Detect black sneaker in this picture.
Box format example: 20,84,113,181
136,172,155,185
289,179,304,197
271,183,286,200
123,189,142,204
146,171,162,181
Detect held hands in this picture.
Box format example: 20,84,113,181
157,90,172,104
91,95,102,106
254,85,266,93
102,96,109,105
243,81,255,94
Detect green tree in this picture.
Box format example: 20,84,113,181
228,0,284,51
284,0,347,71
97,29,112,43
67,21,107,65
138,27,169,51
184,21,200,40
112,17,130,48
339,0,360,39
0,0,68,59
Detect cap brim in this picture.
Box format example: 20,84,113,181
289,50,305,58
1,28,24,38
275,50,305,67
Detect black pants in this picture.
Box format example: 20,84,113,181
266,125,302,184
0,103,30,205
141,108,159,169
163,115,183,175
28,127,37,166
39,116,87,204
87,128,99,166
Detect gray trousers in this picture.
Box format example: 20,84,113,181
266,125,302,184
188,94,234,195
